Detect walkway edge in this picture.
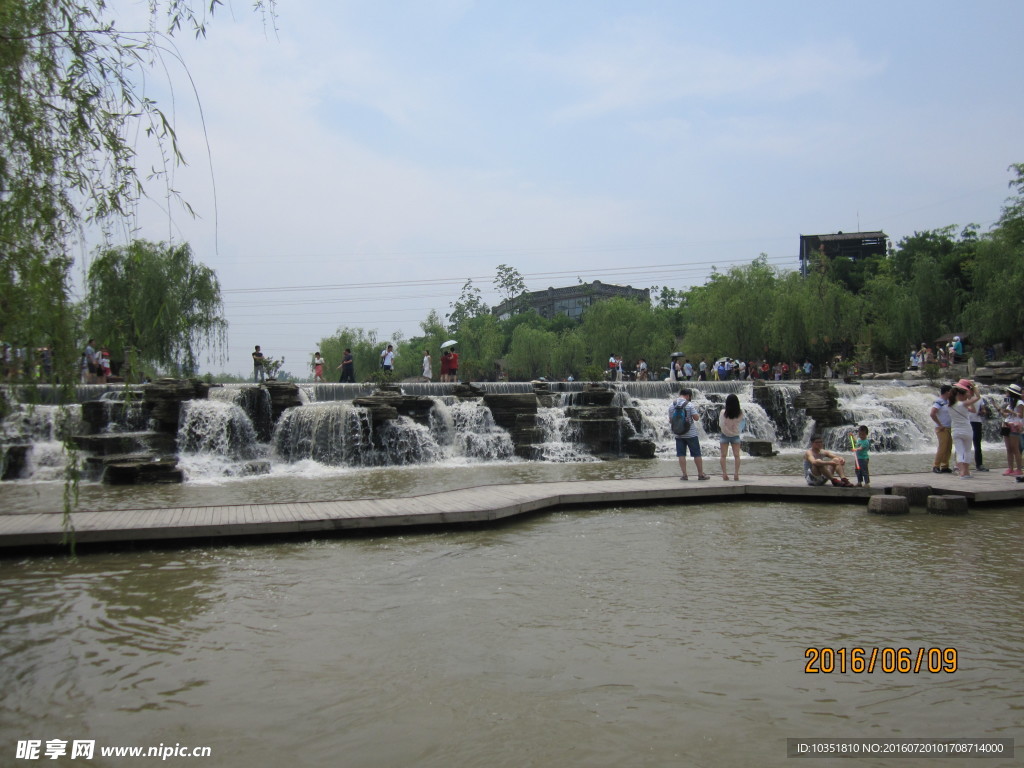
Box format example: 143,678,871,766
1,473,1021,551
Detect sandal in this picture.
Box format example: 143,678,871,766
680,475,689,481
840,478,854,487
722,473,729,481
697,474,710,481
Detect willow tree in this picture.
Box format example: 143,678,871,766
85,240,226,377
682,255,778,360
579,296,674,371
0,0,271,382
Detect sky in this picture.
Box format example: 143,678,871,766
91,0,1024,376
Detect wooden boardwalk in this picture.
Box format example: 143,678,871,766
1,472,1022,551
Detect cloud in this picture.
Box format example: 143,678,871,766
534,21,887,121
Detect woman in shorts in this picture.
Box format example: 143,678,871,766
718,393,744,481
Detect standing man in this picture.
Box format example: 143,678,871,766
338,348,355,383
930,384,953,473
252,345,266,382
380,344,395,372
698,357,708,381
669,388,709,481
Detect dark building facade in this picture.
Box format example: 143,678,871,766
799,231,888,277
492,280,651,321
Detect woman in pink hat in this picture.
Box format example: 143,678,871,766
949,379,981,479
1000,383,1024,476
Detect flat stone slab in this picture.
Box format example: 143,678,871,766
1,471,1020,551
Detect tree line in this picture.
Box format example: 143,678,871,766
314,165,1024,383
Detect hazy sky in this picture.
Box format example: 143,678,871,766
98,0,1024,376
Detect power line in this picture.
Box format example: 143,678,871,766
221,254,797,296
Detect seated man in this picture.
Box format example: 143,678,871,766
804,436,852,487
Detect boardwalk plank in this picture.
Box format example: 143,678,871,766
3,472,1021,551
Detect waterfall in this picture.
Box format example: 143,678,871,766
272,398,515,467
429,398,514,461
96,390,149,433
273,402,373,466
537,394,598,462
274,408,442,468
0,404,82,481
178,400,260,460
1,379,1008,486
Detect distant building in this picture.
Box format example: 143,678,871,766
492,280,651,321
799,231,888,277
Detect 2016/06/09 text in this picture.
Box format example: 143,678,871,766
804,647,958,674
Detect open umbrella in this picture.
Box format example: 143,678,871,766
670,351,683,358
440,339,458,349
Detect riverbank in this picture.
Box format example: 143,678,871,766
3,470,1021,552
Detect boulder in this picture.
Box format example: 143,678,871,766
102,455,183,485
793,379,847,427
742,440,777,457
142,378,213,434
1,445,30,480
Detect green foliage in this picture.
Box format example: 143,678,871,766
550,327,588,380
962,164,1024,346
317,326,380,383
506,324,555,380
493,264,527,306
579,297,674,370
455,313,505,381
861,261,923,359
85,240,226,377
769,261,863,360
365,369,397,387
446,279,488,333
682,255,777,359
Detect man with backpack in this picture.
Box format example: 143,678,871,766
670,388,709,480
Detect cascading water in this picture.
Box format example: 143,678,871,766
0,379,1008,487
537,397,598,462
0,404,81,481
95,390,149,433
429,398,514,461
272,402,372,466
177,400,263,479
271,398,513,468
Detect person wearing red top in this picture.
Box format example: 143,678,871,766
448,350,459,382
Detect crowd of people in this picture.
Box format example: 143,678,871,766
607,355,836,383
664,373,1024,489
1,342,55,382
908,337,967,369
929,379,1023,479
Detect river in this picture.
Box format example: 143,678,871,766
2,491,1021,767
